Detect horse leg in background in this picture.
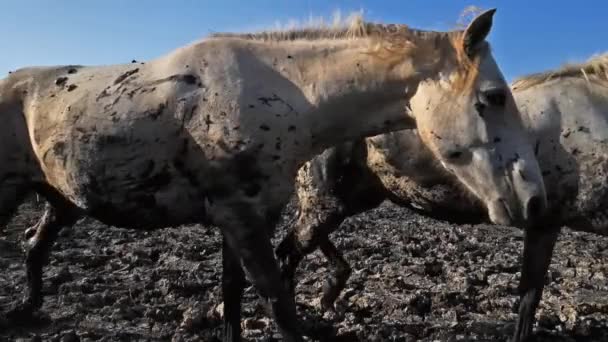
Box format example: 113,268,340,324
276,145,352,309
275,229,303,298
318,237,351,311
277,141,388,312
6,194,80,319
512,225,560,342
215,199,303,342
276,202,348,311
313,184,386,312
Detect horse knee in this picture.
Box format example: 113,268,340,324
293,218,326,254
295,235,315,254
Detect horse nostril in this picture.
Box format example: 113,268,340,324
525,195,544,221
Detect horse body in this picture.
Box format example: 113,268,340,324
12,38,427,226
280,53,608,341
8,42,307,228
516,76,608,232
22,64,209,228
1,10,544,342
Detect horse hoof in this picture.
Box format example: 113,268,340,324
1,301,50,329
5,301,37,322
510,327,533,342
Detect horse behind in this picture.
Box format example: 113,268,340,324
277,52,608,341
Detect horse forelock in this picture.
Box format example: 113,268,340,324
447,32,484,94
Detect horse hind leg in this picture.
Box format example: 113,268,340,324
318,237,351,313
277,185,386,313
6,199,80,320
275,202,348,309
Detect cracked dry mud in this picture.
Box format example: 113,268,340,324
2,198,608,341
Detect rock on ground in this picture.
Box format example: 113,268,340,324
1,199,608,341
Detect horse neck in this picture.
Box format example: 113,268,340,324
268,37,441,162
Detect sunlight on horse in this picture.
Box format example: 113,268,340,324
0,8,543,342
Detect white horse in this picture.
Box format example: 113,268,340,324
279,53,608,341
0,10,545,342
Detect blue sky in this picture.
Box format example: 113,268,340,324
1,1,606,81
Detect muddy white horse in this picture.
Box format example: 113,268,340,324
277,52,608,341
0,9,546,342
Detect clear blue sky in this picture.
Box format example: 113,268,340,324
1,1,606,81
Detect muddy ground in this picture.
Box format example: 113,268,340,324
1,198,608,342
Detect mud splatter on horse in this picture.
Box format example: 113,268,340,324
0,9,543,342
278,52,608,341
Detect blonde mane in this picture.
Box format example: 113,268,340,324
512,52,608,91
210,12,462,55
211,11,479,93
212,12,421,42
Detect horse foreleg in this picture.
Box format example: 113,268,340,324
216,201,303,342
222,235,246,342
275,229,304,299
318,237,351,313
512,225,559,342
7,198,79,320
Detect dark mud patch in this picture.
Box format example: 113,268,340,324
1,199,608,341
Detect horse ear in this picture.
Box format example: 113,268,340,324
462,8,496,58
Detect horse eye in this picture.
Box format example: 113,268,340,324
474,102,486,116
447,150,463,160
482,88,507,107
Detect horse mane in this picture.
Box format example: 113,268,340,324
209,12,462,55
210,11,478,93
512,52,608,91
212,12,412,41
